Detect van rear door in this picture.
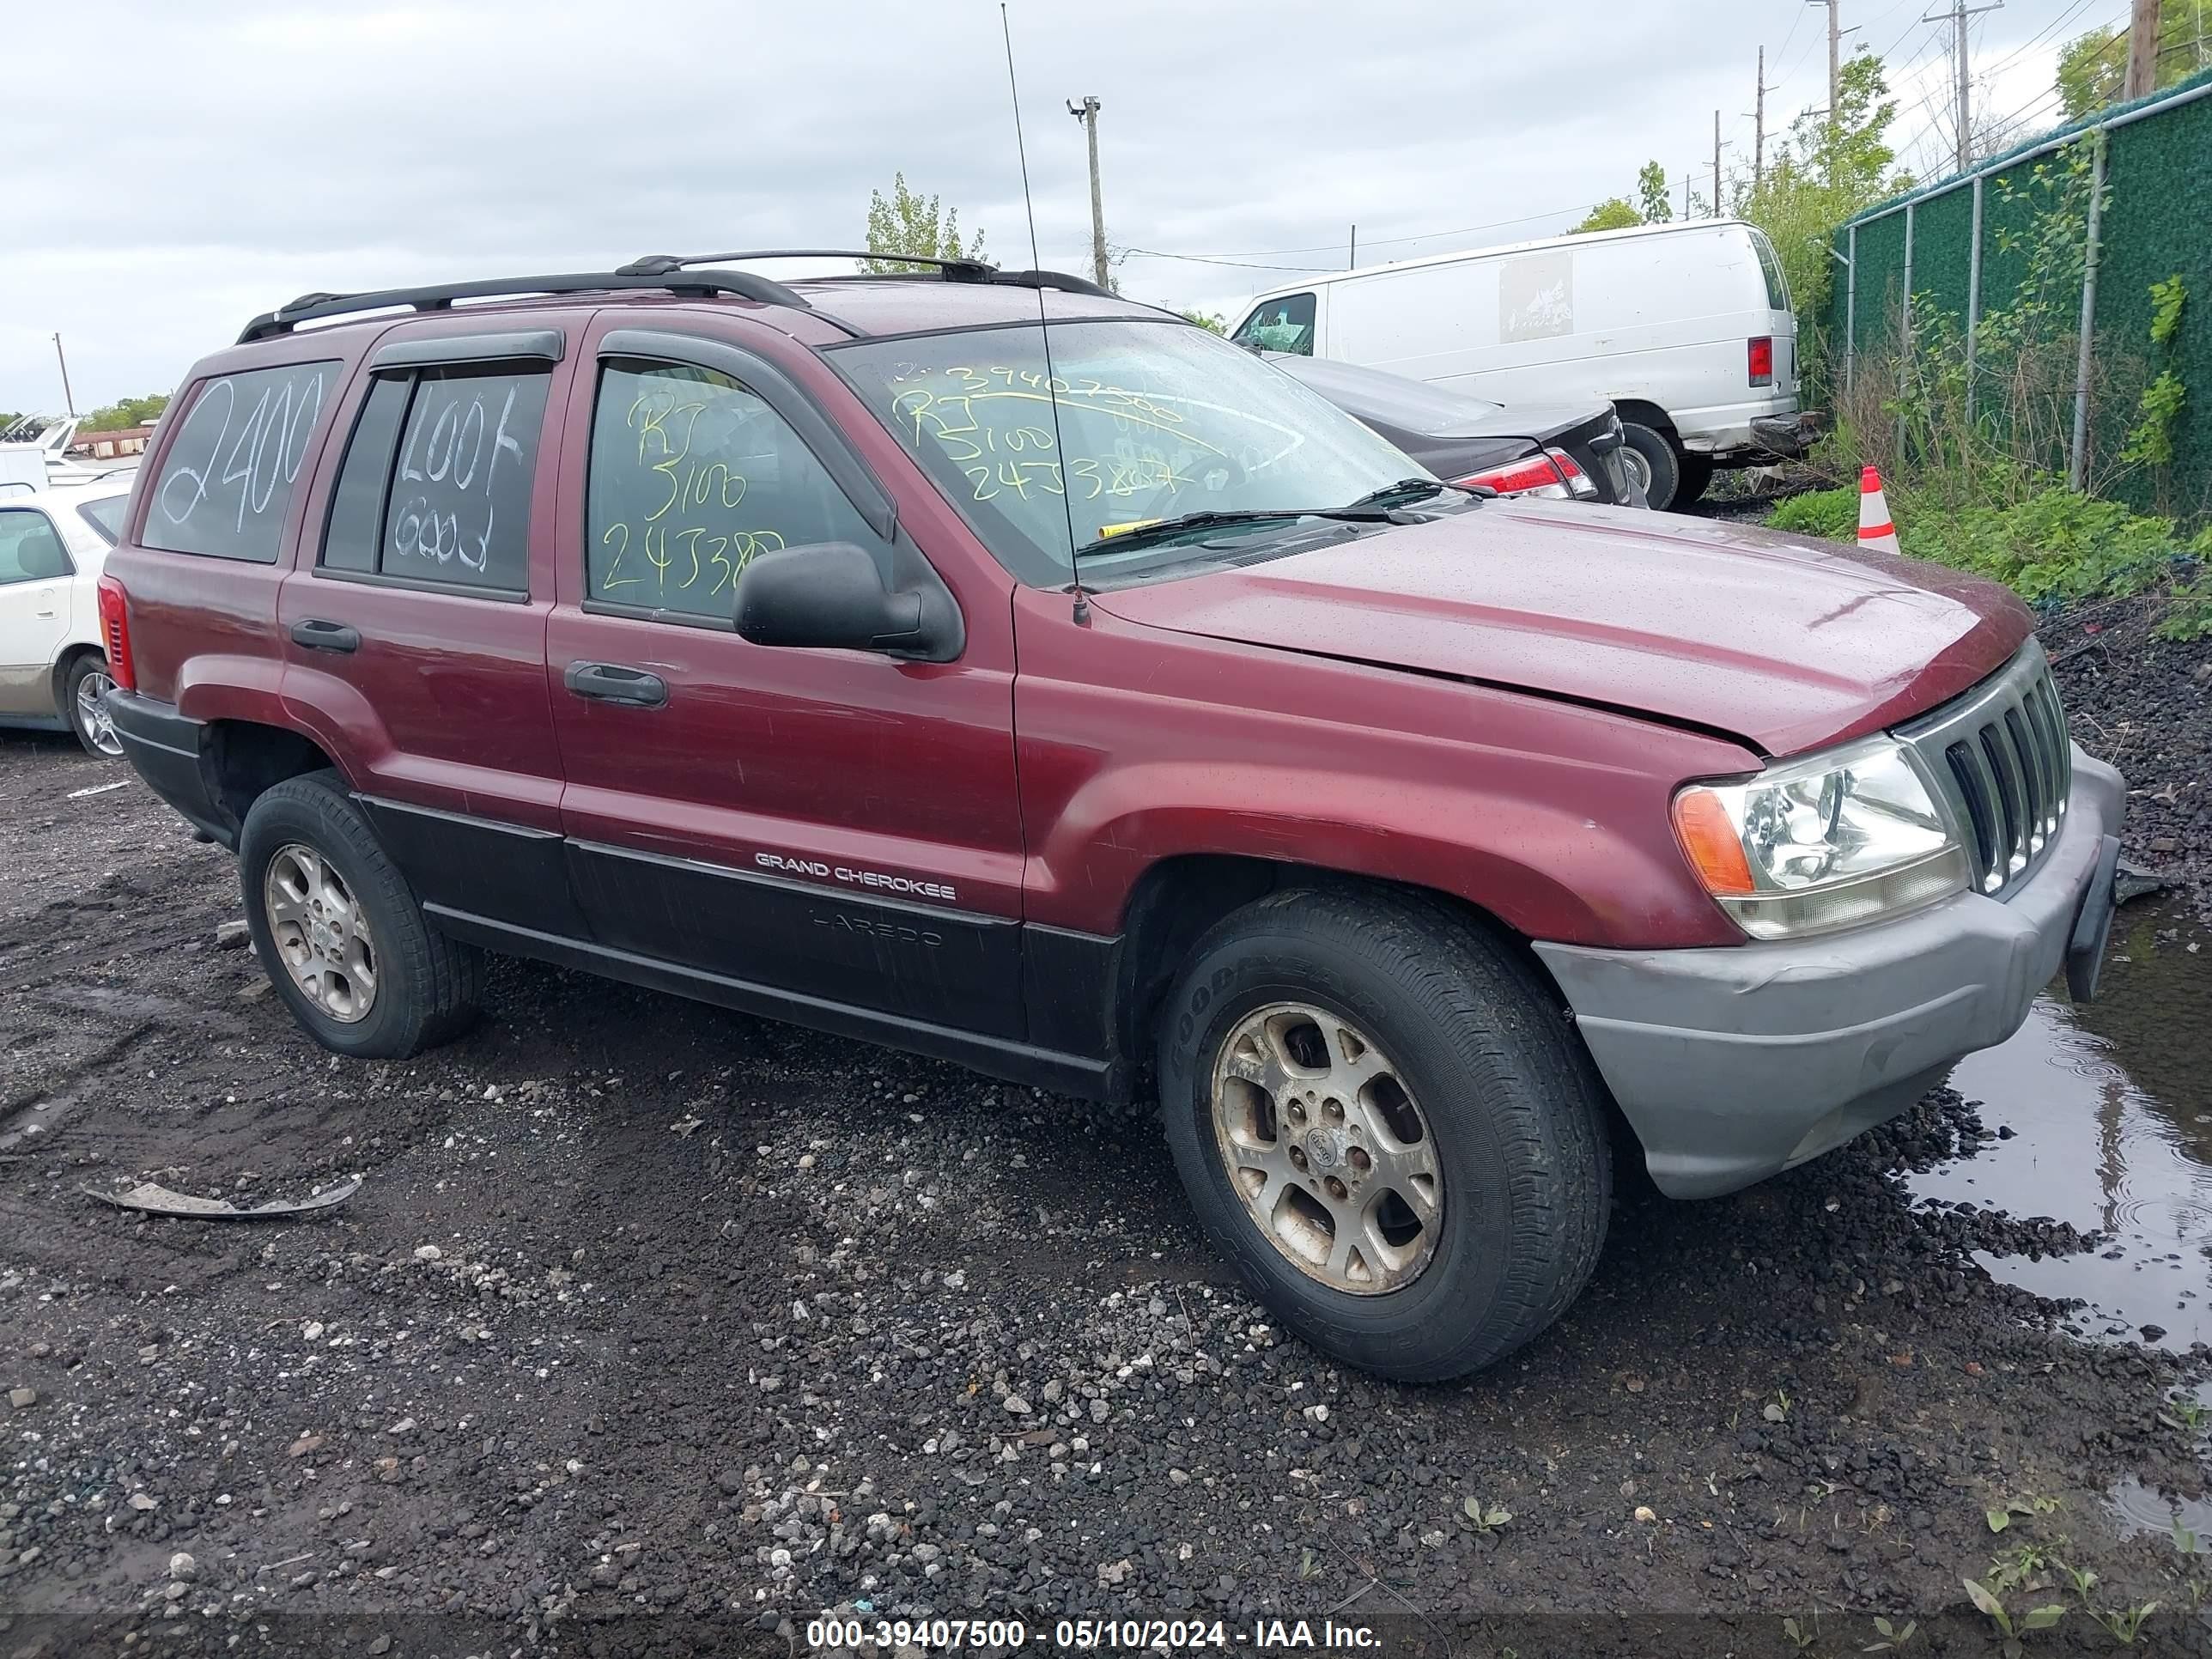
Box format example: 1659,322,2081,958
1747,228,1797,400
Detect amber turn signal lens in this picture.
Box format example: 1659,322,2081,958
1672,788,1755,896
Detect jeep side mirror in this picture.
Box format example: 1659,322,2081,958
733,542,959,661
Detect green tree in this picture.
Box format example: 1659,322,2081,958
862,173,987,274
1177,308,1227,333
1571,198,1644,234
2057,3,2212,119
1740,49,1911,323
77,392,169,432
1636,161,1673,224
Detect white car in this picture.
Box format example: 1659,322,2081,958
1230,219,1807,511
0,471,136,756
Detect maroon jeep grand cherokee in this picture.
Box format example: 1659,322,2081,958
98,257,2124,1380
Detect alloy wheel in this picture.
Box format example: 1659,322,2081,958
76,669,123,757
263,842,378,1024
1209,1001,1443,1295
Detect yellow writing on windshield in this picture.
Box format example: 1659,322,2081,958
884,366,1306,512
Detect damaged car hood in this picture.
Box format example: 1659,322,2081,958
1087,503,2033,756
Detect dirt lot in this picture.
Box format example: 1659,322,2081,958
2,661,2209,1656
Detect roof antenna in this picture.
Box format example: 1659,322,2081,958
1000,2,1089,625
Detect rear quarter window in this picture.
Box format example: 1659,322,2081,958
77,494,129,544
142,362,340,562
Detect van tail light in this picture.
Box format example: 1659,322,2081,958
1455,448,1594,501
96,574,136,693
1747,335,1774,387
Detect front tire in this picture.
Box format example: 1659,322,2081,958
238,773,482,1059
1156,890,1611,1382
64,654,124,757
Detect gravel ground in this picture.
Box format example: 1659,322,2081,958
2042,594,2212,922
2,718,2209,1658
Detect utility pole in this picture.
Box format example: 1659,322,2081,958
1066,95,1109,290
52,334,75,417
1682,169,1692,219
1712,110,1723,217
1753,45,1768,191
1924,0,2002,173
1811,0,1842,135
2124,0,2162,97
1349,223,1357,268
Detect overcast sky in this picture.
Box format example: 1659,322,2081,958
3,0,2111,412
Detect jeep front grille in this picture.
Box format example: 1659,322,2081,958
1896,639,2072,899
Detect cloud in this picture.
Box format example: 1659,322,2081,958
1,0,2101,409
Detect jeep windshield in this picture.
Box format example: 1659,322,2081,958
832,320,1436,586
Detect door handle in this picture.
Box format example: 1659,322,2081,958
291,618,361,653
564,660,669,708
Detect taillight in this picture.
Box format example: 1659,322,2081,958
1456,453,1574,499
1544,447,1600,499
96,574,136,692
1747,336,1774,386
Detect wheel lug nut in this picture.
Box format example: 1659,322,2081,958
1289,1146,1308,1170
1349,1147,1371,1172
1324,1176,1347,1200
1324,1099,1344,1121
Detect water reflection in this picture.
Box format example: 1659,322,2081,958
1909,897,2212,1348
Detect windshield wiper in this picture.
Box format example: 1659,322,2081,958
1339,477,1487,509
1077,506,1395,556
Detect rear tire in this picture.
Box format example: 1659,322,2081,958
1619,422,1683,512
1155,888,1612,1382
64,653,124,757
238,772,482,1059
1674,454,1715,507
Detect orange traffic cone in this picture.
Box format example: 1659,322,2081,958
1857,465,1900,554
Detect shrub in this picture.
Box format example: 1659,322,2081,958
1765,478,2209,628
1766,487,1860,541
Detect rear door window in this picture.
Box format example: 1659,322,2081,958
0,508,72,582
1232,292,1317,356
319,366,552,594
584,360,882,624
143,362,338,562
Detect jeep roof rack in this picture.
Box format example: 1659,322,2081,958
618,250,1118,300
236,267,817,345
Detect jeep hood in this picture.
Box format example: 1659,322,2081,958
1087,504,2033,757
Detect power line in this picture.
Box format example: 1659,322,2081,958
1120,202,1598,267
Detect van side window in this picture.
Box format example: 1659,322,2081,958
143,362,339,563
584,361,882,624
319,367,552,594
1232,293,1316,356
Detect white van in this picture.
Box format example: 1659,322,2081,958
1231,219,1804,510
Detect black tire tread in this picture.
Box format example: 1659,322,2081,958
1161,887,1611,1381
240,772,481,1058
1619,422,1682,513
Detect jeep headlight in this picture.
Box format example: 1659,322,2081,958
1671,737,1968,939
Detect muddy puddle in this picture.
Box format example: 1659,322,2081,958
1908,895,2212,1349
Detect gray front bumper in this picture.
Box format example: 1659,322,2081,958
1534,749,2124,1200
